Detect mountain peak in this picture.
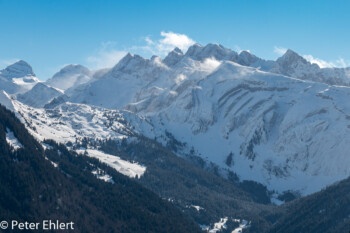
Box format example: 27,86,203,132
163,47,184,66
239,50,253,56
123,52,134,60
110,53,148,75
283,49,300,58
172,47,183,54
46,64,92,91
185,43,203,57
117,53,144,65
239,50,258,64
276,49,309,66
272,48,322,79
1,60,35,79
53,64,90,77
185,43,233,61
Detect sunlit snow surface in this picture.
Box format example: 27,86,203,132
231,219,250,233
5,100,148,179
92,168,114,183
6,128,23,150
202,218,250,233
209,217,228,233
4,45,350,196
10,101,154,144
76,149,146,179
44,156,58,168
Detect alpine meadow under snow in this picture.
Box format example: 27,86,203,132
2,43,350,199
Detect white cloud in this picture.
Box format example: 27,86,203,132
133,31,196,56
159,31,195,51
86,32,195,70
303,55,350,68
144,36,155,45
175,74,187,85
273,46,287,56
199,57,221,72
86,41,127,69
303,55,333,68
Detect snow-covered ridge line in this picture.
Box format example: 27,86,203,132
9,100,154,144
3,42,350,197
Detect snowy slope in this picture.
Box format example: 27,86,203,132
61,44,350,112
6,98,154,144
0,90,16,111
0,60,35,79
0,97,152,179
6,127,23,150
4,44,350,196
46,64,92,91
0,60,39,94
130,61,350,195
64,53,171,109
76,149,146,178
63,48,225,109
16,83,63,108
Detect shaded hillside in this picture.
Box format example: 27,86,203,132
0,104,202,233
265,177,350,233
97,137,281,232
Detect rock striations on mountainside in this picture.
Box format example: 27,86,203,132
2,44,350,197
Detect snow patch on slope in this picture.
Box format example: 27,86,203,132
6,128,23,150
44,156,58,168
77,149,146,178
208,217,228,233
92,168,114,183
231,219,250,233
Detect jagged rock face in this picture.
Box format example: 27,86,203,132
239,51,259,65
0,60,35,79
271,49,350,85
163,47,183,66
238,51,275,71
271,49,322,80
185,43,240,62
0,60,39,94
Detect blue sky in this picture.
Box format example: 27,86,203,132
1,0,349,80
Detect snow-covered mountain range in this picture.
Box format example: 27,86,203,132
2,43,350,196
0,60,39,94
